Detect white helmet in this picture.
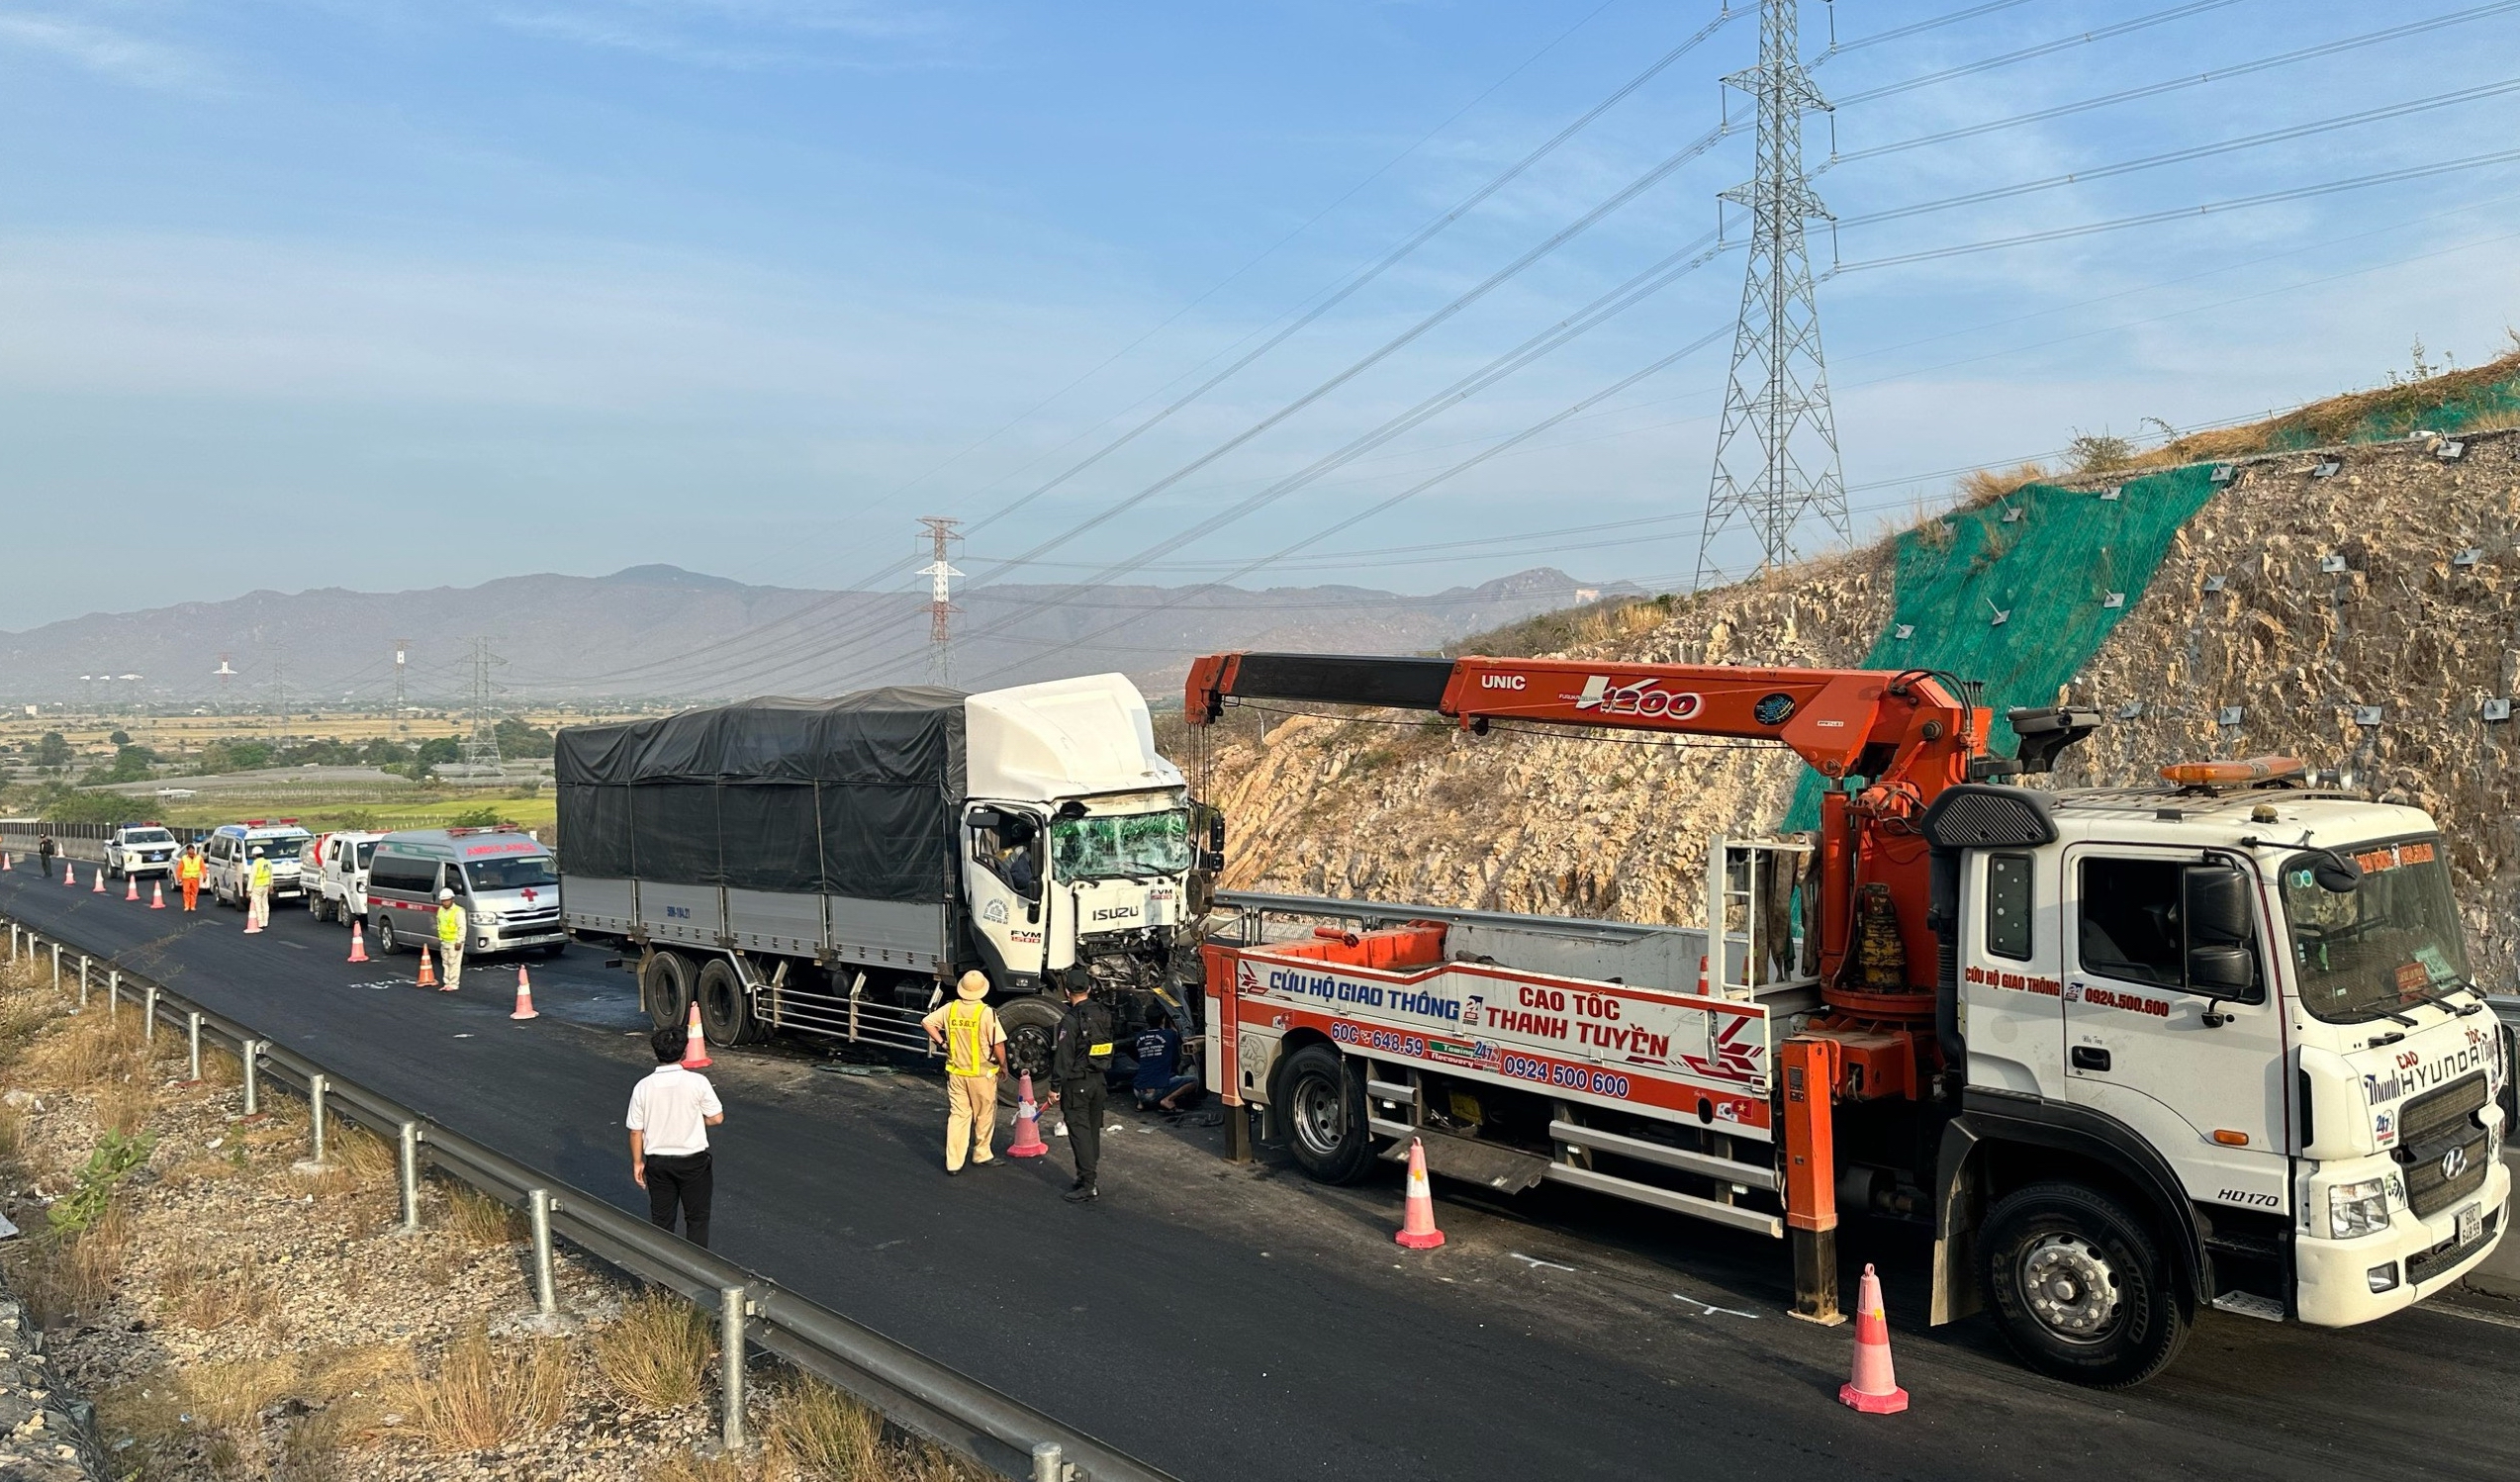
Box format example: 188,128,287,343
438,887,455,902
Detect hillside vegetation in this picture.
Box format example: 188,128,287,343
1197,355,2520,989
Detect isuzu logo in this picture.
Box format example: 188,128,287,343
2441,1146,2469,1181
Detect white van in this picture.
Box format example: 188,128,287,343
203,819,316,908
305,830,385,923
365,825,565,958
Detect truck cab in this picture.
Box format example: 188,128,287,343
305,829,385,923
957,677,1200,1080
1931,777,2508,1383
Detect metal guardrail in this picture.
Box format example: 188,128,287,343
0,913,1176,1482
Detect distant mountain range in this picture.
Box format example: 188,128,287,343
0,565,1635,704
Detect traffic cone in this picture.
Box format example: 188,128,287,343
63,864,76,887
416,943,437,988
346,919,368,963
1394,1138,1446,1250
2,852,11,870
1006,1072,1050,1158
1838,1263,1909,1415
149,880,165,910
679,1000,712,1068
1696,954,1711,994
125,876,140,901
510,964,539,1020
92,868,106,893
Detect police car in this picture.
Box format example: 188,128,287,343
203,819,317,908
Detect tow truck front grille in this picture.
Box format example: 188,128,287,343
2397,1072,2491,1219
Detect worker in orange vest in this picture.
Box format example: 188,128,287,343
175,844,206,912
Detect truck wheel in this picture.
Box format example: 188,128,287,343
995,994,1061,1104
1273,1044,1377,1185
640,951,696,1034
1979,1181,2189,1388
697,960,753,1047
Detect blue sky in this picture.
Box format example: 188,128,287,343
4,0,2517,683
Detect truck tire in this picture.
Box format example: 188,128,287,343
1273,1044,1377,1185
697,960,753,1048
1979,1181,2189,1388
995,993,1062,1105
641,951,696,1034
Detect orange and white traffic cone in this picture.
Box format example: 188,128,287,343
1394,1137,1446,1250
416,943,437,988
149,880,165,910
2,852,11,870
1007,1072,1050,1158
63,864,77,887
347,919,369,963
1838,1263,1909,1415
1696,954,1711,994
510,964,539,1020
680,1000,712,1068
92,868,106,894
125,875,140,901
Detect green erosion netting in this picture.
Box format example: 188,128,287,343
1780,462,2221,831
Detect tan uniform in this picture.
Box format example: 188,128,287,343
920,997,1007,1171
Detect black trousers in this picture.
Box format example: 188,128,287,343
645,1150,713,1249
1060,1076,1106,1188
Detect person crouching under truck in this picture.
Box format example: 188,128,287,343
921,970,1009,1174
435,886,466,992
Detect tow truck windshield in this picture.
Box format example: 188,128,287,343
1052,808,1191,880
2283,838,2473,1024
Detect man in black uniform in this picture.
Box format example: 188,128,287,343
1047,970,1114,1203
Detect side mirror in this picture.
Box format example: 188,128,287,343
968,808,1003,831
2311,853,2363,893
2188,944,2255,994
1206,810,1226,854
2183,864,2253,945
1199,850,1225,874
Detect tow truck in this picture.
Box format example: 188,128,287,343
1185,651,2509,1386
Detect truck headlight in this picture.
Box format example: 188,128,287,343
2327,1178,2390,1239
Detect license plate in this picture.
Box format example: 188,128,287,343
2458,1203,2482,1248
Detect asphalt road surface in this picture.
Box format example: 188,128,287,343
6,869,2520,1482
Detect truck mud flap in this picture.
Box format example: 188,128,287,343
1376,1124,1548,1194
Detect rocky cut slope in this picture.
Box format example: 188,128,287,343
1194,421,2520,990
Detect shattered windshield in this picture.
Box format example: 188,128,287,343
2283,838,2473,1024
1052,808,1191,880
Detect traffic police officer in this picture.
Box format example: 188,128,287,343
1047,969,1114,1203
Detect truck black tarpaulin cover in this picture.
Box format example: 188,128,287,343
555,688,966,902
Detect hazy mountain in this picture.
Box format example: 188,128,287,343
0,565,1637,704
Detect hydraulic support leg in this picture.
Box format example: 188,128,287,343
1781,1035,1844,1326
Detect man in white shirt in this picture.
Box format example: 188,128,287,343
627,1024,726,1248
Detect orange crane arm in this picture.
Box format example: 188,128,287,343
1182,651,1988,795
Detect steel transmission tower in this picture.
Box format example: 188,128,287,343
917,516,964,686
1697,0,1848,589
462,637,506,775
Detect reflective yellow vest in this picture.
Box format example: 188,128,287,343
248,858,272,892
437,902,465,945
943,1000,999,1078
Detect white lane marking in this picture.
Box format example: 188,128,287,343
1672,1293,1760,1320
1510,1252,1577,1272
2423,1302,2520,1331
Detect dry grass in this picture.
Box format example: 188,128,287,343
0,1101,22,1159
2455,406,2520,434
764,1377,887,1480
97,1343,406,1481
397,1322,571,1452
17,1006,147,1091
8,1200,134,1327
444,1180,524,1247
595,1290,718,1411
301,1121,398,1197
163,1257,276,1331
1954,461,2051,507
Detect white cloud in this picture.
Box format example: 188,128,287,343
486,0,963,70
0,10,215,90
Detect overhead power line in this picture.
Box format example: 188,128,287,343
1828,1,2520,166
1832,0,2248,107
